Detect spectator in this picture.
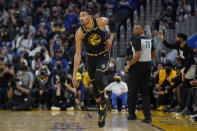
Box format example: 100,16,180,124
105,8,120,32
52,17,66,33
30,44,51,71
26,16,36,38
35,64,50,77
51,49,69,74
16,28,32,52
31,53,44,72
104,0,119,12
184,1,192,15
36,19,48,39
12,51,28,72
171,64,183,87
86,0,101,17
50,36,64,58
176,1,185,22
103,58,116,86
154,60,177,111
33,65,51,110
116,0,133,26
0,30,16,53
64,7,79,33
153,62,165,78
0,54,4,69
0,45,13,63
104,73,128,112
181,79,197,122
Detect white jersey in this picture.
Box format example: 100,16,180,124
130,35,154,62
139,39,152,62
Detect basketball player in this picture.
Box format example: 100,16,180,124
72,8,115,127
125,24,156,123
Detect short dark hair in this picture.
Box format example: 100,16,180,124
157,62,164,67
80,7,92,15
177,33,188,41
56,49,62,53
165,60,173,67
134,23,144,29
175,64,182,70
19,64,27,71
5,62,14,68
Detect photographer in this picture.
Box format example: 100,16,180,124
51,74,76,111
33,66,51,110
0,63,15,109
7,77,34,111
16,64,33,89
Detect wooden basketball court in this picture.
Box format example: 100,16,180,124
0,110,197,131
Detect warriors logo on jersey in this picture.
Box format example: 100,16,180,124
80,18,107,54
88,34,101,46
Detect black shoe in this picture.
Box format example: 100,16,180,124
190,111,197,118
142,118,152,123
127,115,137,120
98,104,107,128
181,107,190,116
163,106,171,113
0,106,5,110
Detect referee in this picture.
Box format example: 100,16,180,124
125,24,156,123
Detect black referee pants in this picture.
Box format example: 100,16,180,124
127,62,151,119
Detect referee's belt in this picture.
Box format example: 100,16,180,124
87,50,108,56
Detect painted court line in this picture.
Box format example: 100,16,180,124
138,118,165,131
87,113,93,118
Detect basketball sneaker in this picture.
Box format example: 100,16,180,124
98,104,107,128
189,111,197,118
121,106,126,112
180,107,190,116
112,106,118,112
